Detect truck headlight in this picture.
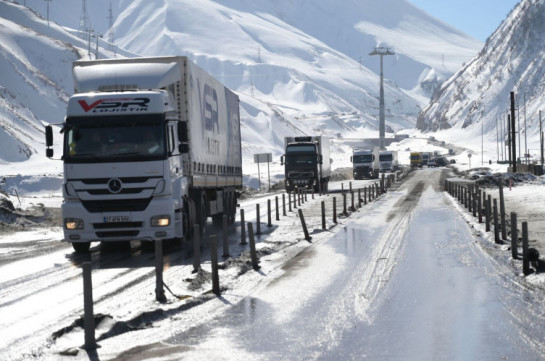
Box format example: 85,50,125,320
151,215,170,227
65,218,84,230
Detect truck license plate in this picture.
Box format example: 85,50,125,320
104,216,130,223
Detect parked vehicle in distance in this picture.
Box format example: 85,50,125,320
281,136,331,193
427,158,437,167
44,56,242,252
436,157,448,167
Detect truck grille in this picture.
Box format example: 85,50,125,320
287,171,314,178
82,198,152,213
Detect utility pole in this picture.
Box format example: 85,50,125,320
496,115,499,162
107,2,116,57
78,0,92,40
370,47,394,150
510,92,517,173
45,0,52,26
539,110,544,172
524,92,527,164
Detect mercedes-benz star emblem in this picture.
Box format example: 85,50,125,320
107,178,122,193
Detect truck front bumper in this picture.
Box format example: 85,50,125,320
62,197,179,243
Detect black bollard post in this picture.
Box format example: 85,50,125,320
193,225,201,272
274,196,280,221
82,262,97,349
493,199,500,243
321,201,326,230
478,191,482,223
288,193,292,212
499,178,506,240
282,193,287,216
267,199,272,227
522,222,530,275
358,188,362,208
511,212,518,259
333,197,337,224
155,240,166,302
247,222,260,270
485,195,491,232
209,235,220,295
298,209,312,241
240,209,247,245
222,215,229,258
256,204,261,235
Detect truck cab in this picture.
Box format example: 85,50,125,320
281,136,330,193
351,147,379,179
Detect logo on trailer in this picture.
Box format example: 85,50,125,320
107,178,123,193
78,98,150,113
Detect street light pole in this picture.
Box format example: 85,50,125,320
370,47,394,150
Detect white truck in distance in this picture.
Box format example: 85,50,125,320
379,150,399,172
45,56,242,253
351,147,380,179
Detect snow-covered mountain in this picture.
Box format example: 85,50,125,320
1,0,482,167
417,0,544,145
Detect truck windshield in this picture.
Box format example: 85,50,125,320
379,154,393,161
353,154,373,163
63,114,167,163
285,144,317,165
411,154,421,160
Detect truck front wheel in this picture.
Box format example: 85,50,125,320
72,242,90,253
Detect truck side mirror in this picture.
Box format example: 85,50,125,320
45,125,54,158
178,143,189,154
177,121,188,142
280,155,284,165
317,154,323,164
45,125,53,147
350,156,353,162
177,121,189,154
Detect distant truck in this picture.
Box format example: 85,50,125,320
281,136,331,193
410,152,422,168
421,152,431,166
351,147,380,179
379,150,399,172
45,56,242,252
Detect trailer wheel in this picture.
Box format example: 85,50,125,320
72,242,90,253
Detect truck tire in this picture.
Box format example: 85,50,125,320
72,242,90,253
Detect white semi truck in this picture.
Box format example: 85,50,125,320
281,136,331,193
351,147,380,179
379,150,399,172
45,56,242,252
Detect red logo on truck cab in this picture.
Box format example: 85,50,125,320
78,98,150,113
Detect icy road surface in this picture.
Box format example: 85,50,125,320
162,169,545,360
1,169,545,360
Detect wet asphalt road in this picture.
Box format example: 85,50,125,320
163,168,545,360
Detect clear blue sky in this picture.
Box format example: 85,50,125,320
407,0,520,42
